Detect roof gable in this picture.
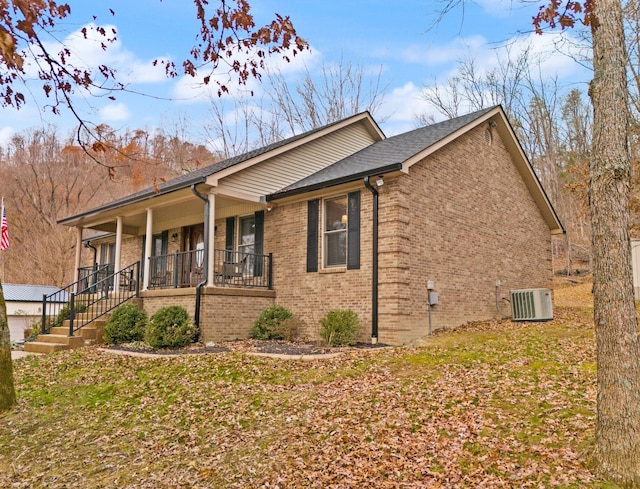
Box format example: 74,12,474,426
59,112,384,226
268,106,564,235
270,107,496,197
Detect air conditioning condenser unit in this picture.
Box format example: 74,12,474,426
510,288,553,321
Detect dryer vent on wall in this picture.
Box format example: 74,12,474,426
510,288,553,321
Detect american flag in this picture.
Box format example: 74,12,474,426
1,202,9,251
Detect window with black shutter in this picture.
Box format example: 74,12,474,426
307,192,361,271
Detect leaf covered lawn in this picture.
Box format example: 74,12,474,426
0,281,612,488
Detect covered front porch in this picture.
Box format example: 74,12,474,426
64,183,273,293
145,248,271,289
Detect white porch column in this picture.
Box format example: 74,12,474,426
114,216,123,290
73,227,83,292
207,192,216,286
143,208,153,290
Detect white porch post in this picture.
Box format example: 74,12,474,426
143,208,153,290
73,227,83,292
207,192,216,286
114,217,123,290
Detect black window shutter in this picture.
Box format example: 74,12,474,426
307,199,319,272
254,210,264,276
161,230,169,256
225,216,235,261
347,191,361,270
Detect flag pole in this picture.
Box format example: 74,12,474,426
0,196,7,281
0,196,4,281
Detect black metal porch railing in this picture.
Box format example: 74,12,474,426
213,249,272,288
148,248,272,289
148,250,205,289
41,262,140,336
77,264,114,292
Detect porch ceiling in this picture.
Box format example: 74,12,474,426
66,188,253,235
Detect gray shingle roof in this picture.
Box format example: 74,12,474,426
269,106,497,198
59,113,374,224
3,283,66,302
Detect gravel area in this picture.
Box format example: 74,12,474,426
103,339,391,357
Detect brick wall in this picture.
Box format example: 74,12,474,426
381,123,552,343
200,288,275,342
265,123,552,345
140,287,275,343
264,196,375,343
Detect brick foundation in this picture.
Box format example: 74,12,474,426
141,286,275,343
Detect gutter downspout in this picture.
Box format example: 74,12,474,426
85,240,98,269
363,176,379,344
191,184,210,330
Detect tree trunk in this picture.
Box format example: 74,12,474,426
0,280,16,412
590,0,640,484
567,235,572,276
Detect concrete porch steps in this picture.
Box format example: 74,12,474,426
23,298,142,354
24,282,143,353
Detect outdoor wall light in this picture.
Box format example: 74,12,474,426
376,176,384,187
171,233,179,242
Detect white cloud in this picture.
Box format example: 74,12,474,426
399,29,589,85
400,35,488,66
172,43,320,103
378,82,434,135
25,23,170,91
375,29,591,136
267,46,321,76
507,31,591,80
171,73,261,103
99,103,130,122
0,127,14,148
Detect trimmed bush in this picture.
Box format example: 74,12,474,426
276,317,302,342
103,304,148,344
319,309,361,346
145,306,198,348
251,305,293,340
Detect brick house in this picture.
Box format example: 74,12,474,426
58,106,563,345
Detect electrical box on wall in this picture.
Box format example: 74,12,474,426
428,291,439,306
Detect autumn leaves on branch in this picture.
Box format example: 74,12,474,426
0,0,308,111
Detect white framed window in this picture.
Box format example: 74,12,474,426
323,195,348,268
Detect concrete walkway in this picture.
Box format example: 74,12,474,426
11,350,42,360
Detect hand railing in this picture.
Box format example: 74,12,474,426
213,249,272,289
40,262,140,336
149,250,205,289
148,248,272,289
77,264,114,293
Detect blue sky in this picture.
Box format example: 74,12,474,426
0,0,591,148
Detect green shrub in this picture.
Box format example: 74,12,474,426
103,304,148,344
25,324,40,342
145,306,198,348
251,305,293,340
54,302,88,327
277,317,302,341
319,309,361,346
